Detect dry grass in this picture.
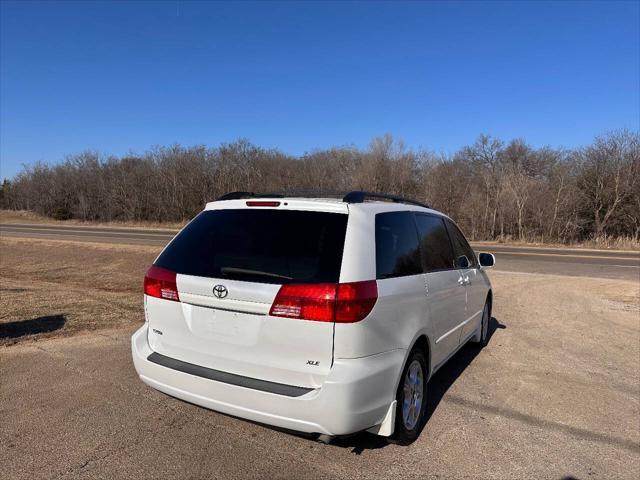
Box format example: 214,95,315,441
0,237,161,345
580,235,640,251
0,209,185,230
473,237,640,251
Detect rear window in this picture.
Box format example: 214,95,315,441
155,209,348,284
375,211,422,279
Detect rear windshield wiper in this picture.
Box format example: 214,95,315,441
220,267,293,281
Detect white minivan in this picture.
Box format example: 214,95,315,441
131,191,495,445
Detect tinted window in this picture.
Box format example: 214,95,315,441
155,209,348,284
375,212,422,279
445,219,478,268
414,214,455,272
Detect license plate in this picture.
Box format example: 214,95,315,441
187,305,262,346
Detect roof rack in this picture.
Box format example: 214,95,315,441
218,192,259,200
342,191,430,209
217,191,342,201
216,190,430,209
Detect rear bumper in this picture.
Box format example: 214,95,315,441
131,324,404,436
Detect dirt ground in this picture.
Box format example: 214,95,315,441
0,237,639,479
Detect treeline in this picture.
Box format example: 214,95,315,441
1,130,638,244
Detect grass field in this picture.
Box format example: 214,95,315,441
0,237,160,345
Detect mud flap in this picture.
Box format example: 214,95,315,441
366,400,396,437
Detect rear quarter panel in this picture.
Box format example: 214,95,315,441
334,204,436,360
333,275,435,359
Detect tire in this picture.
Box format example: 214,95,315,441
392,348,428,445
471,299,490,347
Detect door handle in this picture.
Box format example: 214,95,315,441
458,275,470,286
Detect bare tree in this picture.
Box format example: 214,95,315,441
577,130,639,238
3,131,639,245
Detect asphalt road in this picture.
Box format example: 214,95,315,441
1,222,639,281
0,223,175,245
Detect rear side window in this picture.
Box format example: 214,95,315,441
375,212,422,279
155,209,348,284
445,219,478,268
414,214,455,272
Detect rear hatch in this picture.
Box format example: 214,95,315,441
144,204,348,389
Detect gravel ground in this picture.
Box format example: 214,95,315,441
0,238,638,479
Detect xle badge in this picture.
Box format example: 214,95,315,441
306,360,320,366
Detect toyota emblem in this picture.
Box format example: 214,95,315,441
212,284,228,299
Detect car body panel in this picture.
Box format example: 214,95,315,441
147,257,340,389
459,267,489,340
133,323,404,436
333,274,430,359
424,269,468,368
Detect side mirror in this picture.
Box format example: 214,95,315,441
456,255,470,269
479,252,495,268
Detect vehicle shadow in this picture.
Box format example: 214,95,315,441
333,316,506,454
424,316,506,424
0,314,66,339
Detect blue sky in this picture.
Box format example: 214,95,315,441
1,0,638,179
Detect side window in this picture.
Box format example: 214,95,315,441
375,212,422,279
414,214,455,272
445,219,477,268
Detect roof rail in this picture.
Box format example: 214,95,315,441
217,191,341,201
342,191,430,209
216,190,430,209
216,191,257,200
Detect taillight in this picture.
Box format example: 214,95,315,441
269,280,377,323
269,283,337,322
335,280,378,323
144,265,180,302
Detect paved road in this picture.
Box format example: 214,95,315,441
2,222,639,281
471,243,640,281
0,223,175,246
